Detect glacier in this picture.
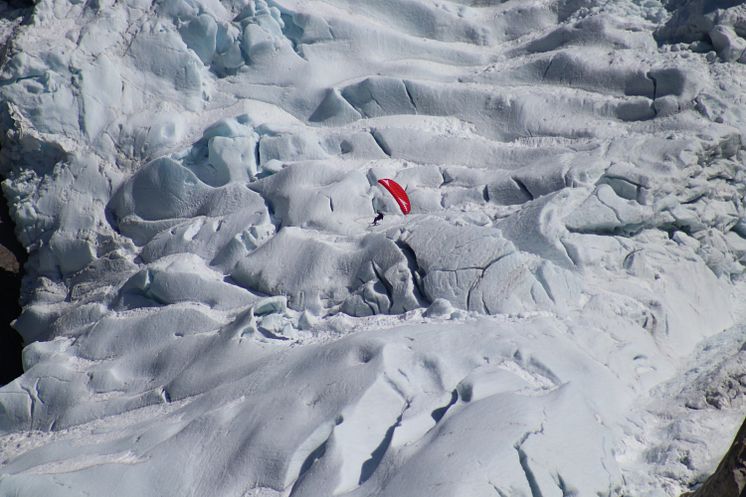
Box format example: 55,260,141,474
0,0,745,495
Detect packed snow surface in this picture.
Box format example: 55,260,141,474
1,0,746,495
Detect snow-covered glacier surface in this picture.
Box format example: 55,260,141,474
1,0,746,495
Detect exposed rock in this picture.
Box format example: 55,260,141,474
0,177,25,385
684,416,746,497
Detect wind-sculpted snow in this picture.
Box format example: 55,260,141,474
0,318,636,496
1,0,746,496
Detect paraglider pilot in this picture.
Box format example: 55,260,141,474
371,178,410,226
372,211,384,226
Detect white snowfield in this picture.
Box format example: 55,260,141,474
0,0,745,495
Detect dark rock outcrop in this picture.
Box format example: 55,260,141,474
0,185,24,386
684,416,746,497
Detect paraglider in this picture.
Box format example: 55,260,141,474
372,210,384,226
377,178,411,214
370,178,411,225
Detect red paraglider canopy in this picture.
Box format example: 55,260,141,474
378,178,411,214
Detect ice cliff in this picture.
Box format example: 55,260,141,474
1,0,745,495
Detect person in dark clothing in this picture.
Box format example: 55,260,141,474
372,211,384,226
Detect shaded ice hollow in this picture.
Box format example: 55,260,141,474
1,0,746,496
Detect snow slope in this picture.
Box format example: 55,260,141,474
1,0,745,495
